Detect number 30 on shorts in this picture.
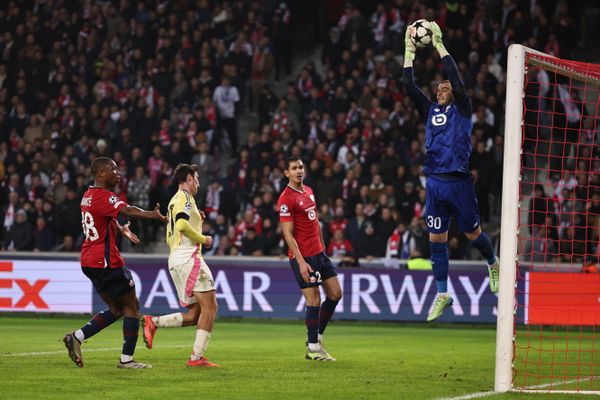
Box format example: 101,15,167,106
427,216,442,230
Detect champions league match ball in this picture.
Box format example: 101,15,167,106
410,19,433,48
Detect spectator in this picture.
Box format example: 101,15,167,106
240,226,264,256
56,234,77,252
33,217,55,252
524,225,557,263
58,189,83,241
201,219,220,257
191,142,216,199
3,209,33,251
213,76,240,156
529,184,551,234
128,166,151,246
328,206,348,237
357,221,385,260
45,172,68,205
327,229,354,259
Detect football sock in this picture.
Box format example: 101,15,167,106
120,355,133,363
430,241,449,293
79,309,118,341
308,342,320,351
318,298,339,335
121,316,139,358
74,330,85,343
305,306,320,345
471,232,497,265
191,329,211,361
153,313,183,328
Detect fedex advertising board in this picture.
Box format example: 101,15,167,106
0,260,92,313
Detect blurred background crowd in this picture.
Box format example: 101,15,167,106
0,0,598,266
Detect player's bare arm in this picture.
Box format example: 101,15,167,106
118,222,140,244
120,203,167,221
281,220,313,282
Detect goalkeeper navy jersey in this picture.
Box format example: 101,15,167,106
403,55,473,175
423,101,472,175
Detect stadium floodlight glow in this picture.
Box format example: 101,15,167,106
495,44,600,395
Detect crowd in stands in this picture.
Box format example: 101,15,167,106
0,0,597,265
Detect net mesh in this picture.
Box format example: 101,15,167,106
513,52,600,392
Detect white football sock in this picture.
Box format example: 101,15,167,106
120,354,133,363
152,313,183,328
308,342,320,351
191,329,211,361
74,329,85,342
317,333,323,343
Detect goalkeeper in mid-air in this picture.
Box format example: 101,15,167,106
402,21,500,322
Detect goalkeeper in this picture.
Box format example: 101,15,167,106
402,22,500,322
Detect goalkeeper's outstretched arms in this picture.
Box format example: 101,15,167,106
430,21,471,116
402,23,430,119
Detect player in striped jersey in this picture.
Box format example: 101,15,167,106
141,164,219,367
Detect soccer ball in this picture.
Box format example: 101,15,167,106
410,19,433,48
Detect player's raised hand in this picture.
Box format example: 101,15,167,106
153,203,167,222
430,21,444,50
203,235,213,248
121,222,140,244
299,260,314,283
404,23,417,61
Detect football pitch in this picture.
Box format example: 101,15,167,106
0,317,594,400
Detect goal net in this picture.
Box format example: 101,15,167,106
495,45,600,394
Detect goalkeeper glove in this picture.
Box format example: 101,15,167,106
430,21,449,57
404,24,416,65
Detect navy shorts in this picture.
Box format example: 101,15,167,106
82,266,135,299
425,174,481,234
289,252,338,289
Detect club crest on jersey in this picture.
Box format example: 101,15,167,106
431,113,447,126
184,201,192,211
279,204,290,216
108,195,118,205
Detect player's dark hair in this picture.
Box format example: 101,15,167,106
285,156,302,170
91,157,113,175
174,163,198,184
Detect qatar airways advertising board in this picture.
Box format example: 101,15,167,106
101,262,500,323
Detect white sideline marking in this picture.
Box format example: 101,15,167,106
1,344,190,357
438,376,600,399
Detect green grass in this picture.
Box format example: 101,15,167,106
0,317,596,399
